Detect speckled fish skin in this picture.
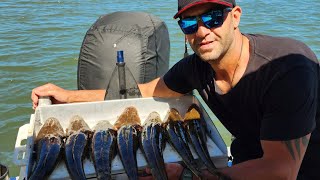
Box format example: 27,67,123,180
65,115,92,180
141,112,168,180
163,108,201,178
115,106,142,180
184,104,217,174
28,117,64,180
91,120,117,180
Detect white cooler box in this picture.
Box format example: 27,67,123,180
13,95,228,179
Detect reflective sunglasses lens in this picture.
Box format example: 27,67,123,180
178,9,228,34
179,18,198,34
202,10,223,29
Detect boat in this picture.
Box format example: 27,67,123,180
11,11,230,179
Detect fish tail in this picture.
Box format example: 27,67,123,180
186,120,217,172
117,125,139,180
166,122,201,177
142,125,168,180
28,136,62,180
92,130,117,180
65,132,87,180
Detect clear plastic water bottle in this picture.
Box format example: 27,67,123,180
105,50,141,100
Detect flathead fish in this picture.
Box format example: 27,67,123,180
91,120,117,180
184,104,216,174
115,106,142,180
65,115,92,180
28,117,64,180
140,112,167,180
163,108,201,178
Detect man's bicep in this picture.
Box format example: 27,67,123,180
261,134,310,177
280,135,310,161
154,77,183,97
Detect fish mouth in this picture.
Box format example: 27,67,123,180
29,117,64,180
141,112,168,180
91,120,117,179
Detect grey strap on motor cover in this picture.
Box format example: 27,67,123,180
77,11,170,99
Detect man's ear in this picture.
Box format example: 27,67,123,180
232,6,242,29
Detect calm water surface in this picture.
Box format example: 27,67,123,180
0,0,319,177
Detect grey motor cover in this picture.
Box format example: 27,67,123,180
77,11,170,94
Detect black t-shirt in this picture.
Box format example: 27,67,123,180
163,34,319,179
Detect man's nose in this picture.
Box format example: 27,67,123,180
196,20,211,37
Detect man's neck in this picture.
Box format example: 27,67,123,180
210,34,249,94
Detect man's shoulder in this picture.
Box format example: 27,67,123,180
243,34,319,83
246,33,318,64
246,33,304,45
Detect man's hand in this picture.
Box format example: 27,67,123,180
31,83,70,109
139,163,184,180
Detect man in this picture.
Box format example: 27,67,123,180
32,0,319,179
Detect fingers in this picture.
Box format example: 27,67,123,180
138,168,153,180
138,176,153,180
165,163,184,179
33,83,56,95
138,163,184,180
165,163,184,169
31,83,57,109
145,167,152,174
31,89,39,110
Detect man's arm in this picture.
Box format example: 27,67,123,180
139,77,183,98
31,83,106,109
31,77,182,109
200,134,310,180
139,134,310,180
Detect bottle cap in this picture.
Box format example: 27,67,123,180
117,50,124,63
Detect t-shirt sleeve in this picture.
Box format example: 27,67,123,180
163,55,203,94
261,66,317,140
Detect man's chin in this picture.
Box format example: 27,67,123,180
197,52,218,62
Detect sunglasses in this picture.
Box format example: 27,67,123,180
178,7,232,34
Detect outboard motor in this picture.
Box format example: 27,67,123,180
77,11,170,100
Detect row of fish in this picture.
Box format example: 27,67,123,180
28,103,218,180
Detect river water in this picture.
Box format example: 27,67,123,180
0,0,319,177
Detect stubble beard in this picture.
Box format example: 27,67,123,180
191,44,224,64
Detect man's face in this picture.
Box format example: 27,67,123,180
181,4,234,63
